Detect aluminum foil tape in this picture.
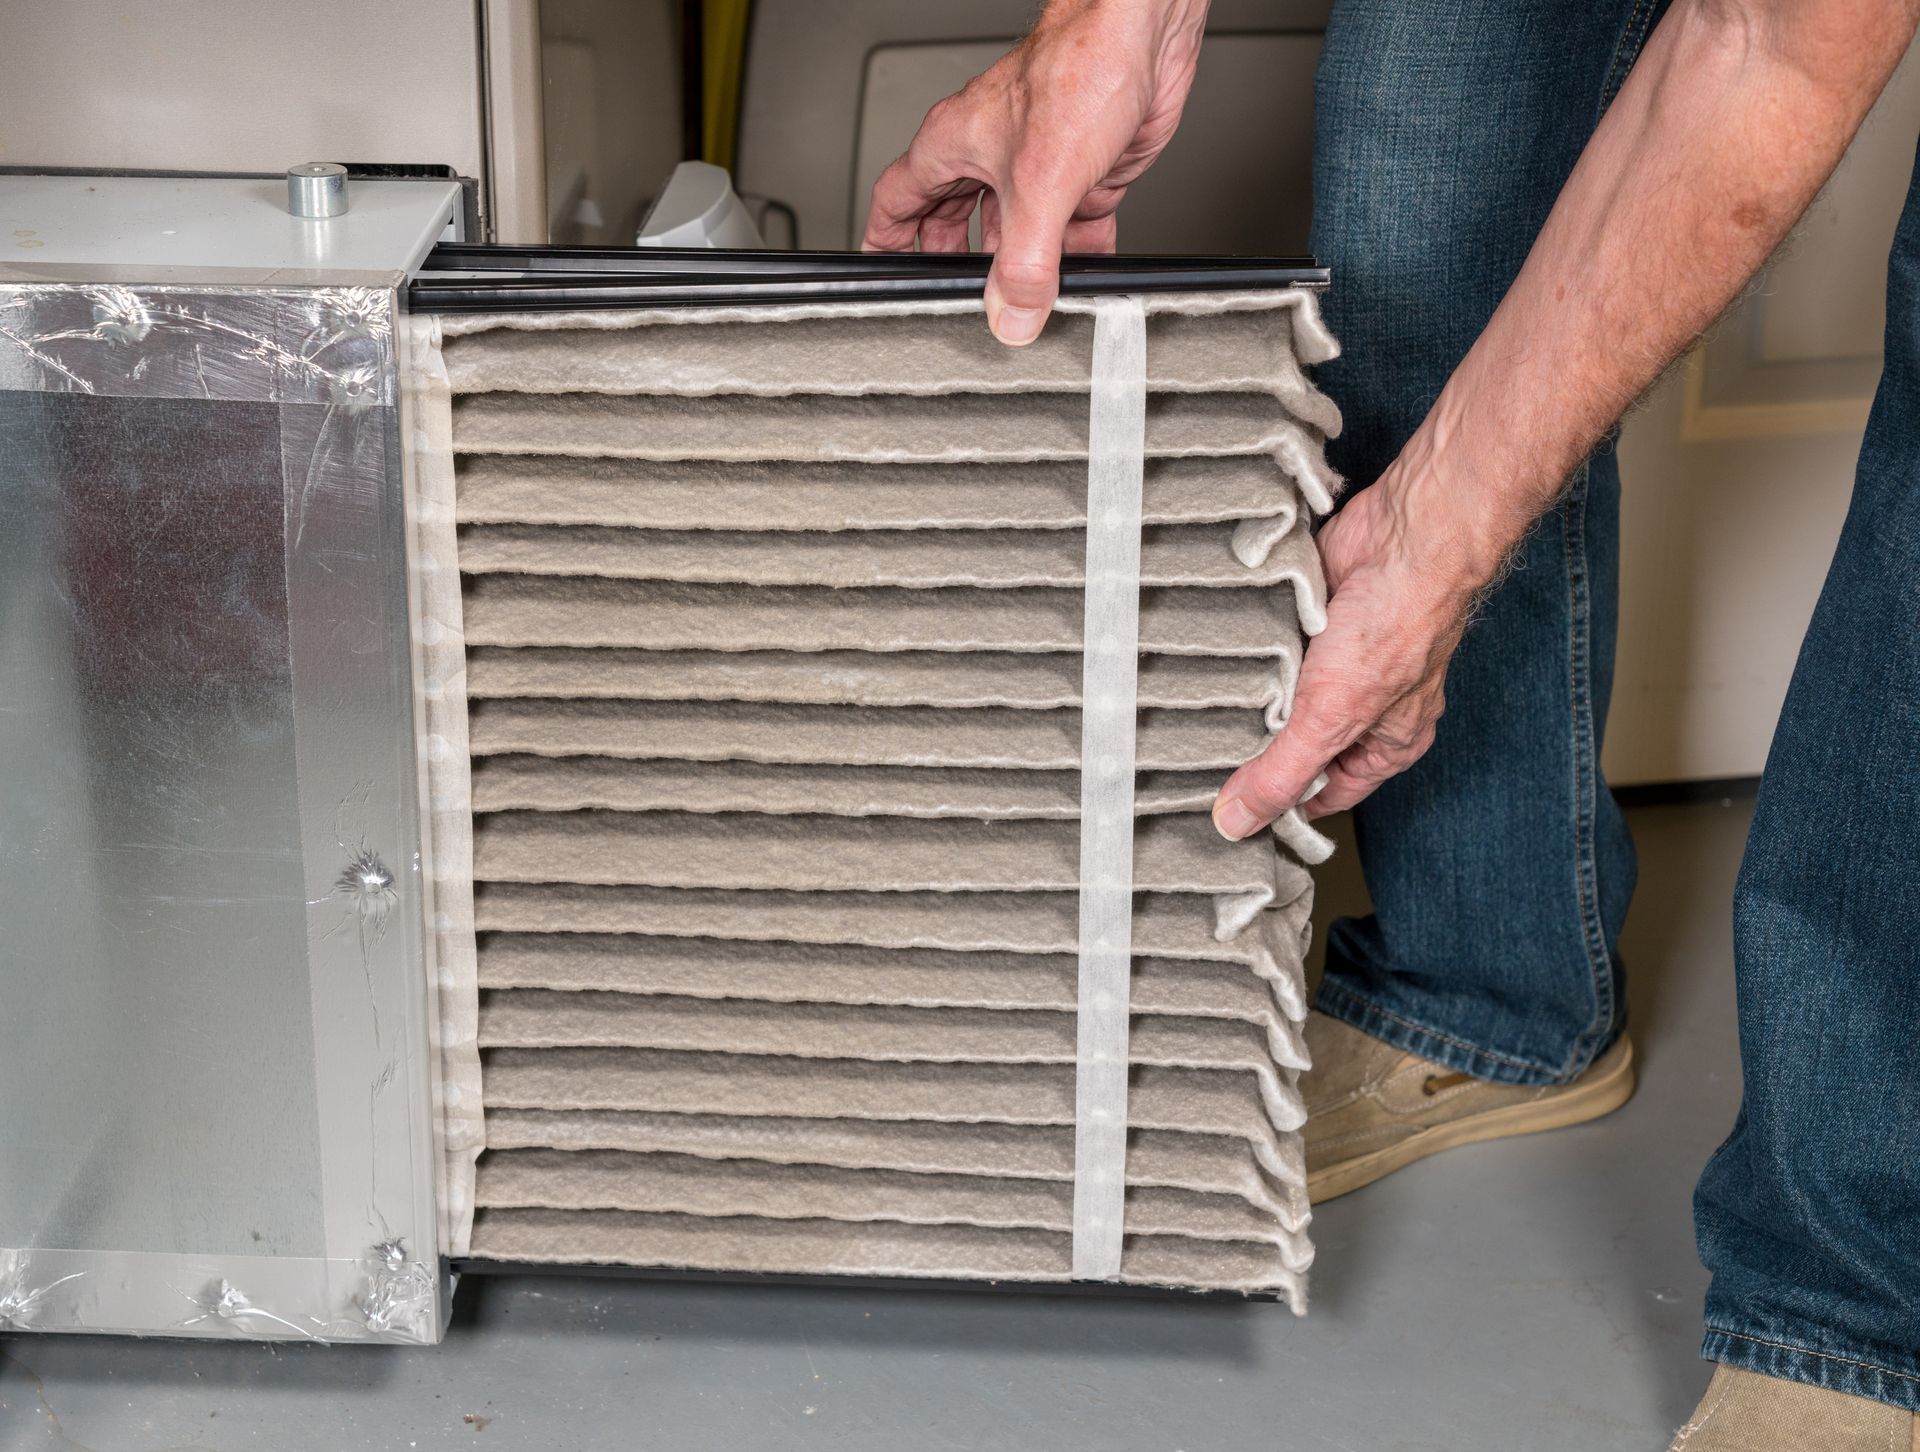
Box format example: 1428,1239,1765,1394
0,283,394,405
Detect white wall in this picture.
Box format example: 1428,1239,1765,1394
1608,48,1920,783
542,0,684,245
0,1,486,190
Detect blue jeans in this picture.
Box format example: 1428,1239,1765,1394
1311,0,1920,1411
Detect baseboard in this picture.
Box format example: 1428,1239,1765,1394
1612,776,1760,808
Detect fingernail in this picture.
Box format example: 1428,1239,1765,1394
992,306,1044,346
1211,795,1264,842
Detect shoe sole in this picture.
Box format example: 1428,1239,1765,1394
1306,1036,1638,1204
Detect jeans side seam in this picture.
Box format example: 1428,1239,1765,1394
1316,978,1559,1078
1598,0,1654,115
1705,1327,1920,1389
1561,468,1616,1074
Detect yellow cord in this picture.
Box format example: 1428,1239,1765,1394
702,0,752,171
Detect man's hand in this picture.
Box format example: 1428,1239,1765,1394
1211,424,1518,839
862,0,1209,345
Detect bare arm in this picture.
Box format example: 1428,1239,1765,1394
1214,0,1920,836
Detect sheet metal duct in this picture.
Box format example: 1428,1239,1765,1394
0,173,461,1343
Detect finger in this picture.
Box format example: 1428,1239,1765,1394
982,168,1082,346
862,155,931,252
920,216,971,252
919,193,980,253
1210,691,1363,841
1310,507,1361,592
861,98,978,252
1301,756,1391,821
1301,714,1441,819
978,190,1003,254
1063,210,1119,256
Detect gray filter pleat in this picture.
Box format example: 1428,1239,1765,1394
456,519,1314,591
462,579,1316,654
425,288,1339,1305
466,700,1269,770
464,648,1296,714
475,991,1307,1082
481,1112,1309,1232
468,758,1229,819
472,1150,1311,1267
441,305,1339,430
480,1050,1305,1141
469,811,1288,907
456,455,1302,532
451,391,1333,490
475,938,1295,1026
470,885,1316,1024
467,1210,1306,1307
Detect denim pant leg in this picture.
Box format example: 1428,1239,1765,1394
1307,0,1660,1084
1691,137,1920,1411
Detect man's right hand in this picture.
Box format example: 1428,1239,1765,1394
1212,420,1513,839
861,0,1211,345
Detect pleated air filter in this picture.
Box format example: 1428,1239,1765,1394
406,284,1341,1309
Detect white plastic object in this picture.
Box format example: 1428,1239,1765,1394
636,161,765,249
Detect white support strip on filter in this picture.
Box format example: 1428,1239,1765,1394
1071,295,1148,1280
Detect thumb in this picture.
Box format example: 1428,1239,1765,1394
982,182,1078,346
1212,695,1356,841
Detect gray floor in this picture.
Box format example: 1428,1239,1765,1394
0,798,1754,1452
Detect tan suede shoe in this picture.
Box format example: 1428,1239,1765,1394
1669,1365,1920,1450
1302,1012,1636,1202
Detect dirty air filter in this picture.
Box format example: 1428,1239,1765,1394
406,267,1341,1310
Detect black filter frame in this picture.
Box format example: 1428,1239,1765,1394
453,1258,1282,1304
409,243,1327,313
429,237,1314,1305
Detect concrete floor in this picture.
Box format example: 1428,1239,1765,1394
0,797,1754,1452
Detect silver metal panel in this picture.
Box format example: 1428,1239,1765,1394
0,387,325,1261
0,175,460,281
0,283,444,1343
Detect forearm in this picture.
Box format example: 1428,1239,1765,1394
1032,0,1207,43
1404,0,1918,587
1026,0,1210,80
